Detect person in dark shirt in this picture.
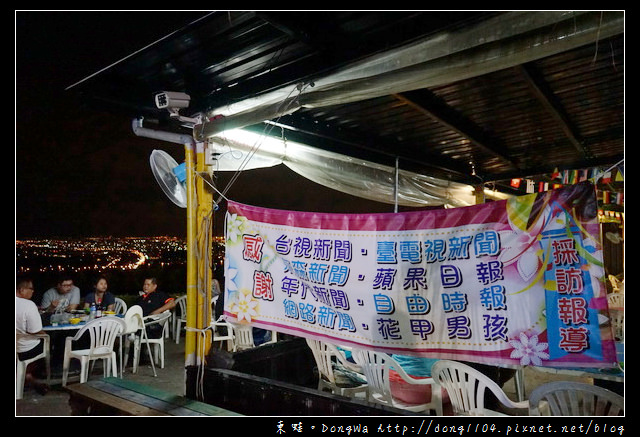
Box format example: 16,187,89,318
83,275,116,312
135,277,175,338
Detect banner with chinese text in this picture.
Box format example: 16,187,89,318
223,182,617,368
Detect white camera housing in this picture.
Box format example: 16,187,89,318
155,91,191,110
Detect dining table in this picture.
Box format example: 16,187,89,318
41,312,125,379
43,311,124,330
43,322,86,331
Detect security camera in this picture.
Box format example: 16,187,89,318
155,91,191,110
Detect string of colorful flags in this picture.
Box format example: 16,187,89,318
507,161,624,223
508,163,624,196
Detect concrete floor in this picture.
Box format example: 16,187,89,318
16,334,188,416
15,336,610,417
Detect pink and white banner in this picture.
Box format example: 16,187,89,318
223,182,618,368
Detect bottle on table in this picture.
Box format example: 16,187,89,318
90,303,96,320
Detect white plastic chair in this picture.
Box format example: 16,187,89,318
352,349,443,415
306,339,367,398
138,311,172,369
120,305,158,376
62,316,126,386
16,331,50,399
607,292,624,308
121,305,142,374
606,293,624,342
529,381,624,416
430,360,528,416
232,324,255,351
609,310,624,342
231,324,278,351
211,316,235,351
173,295,187,344
113,297,128,315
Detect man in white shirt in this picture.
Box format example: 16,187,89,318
16,275,49,395
40,275,81,313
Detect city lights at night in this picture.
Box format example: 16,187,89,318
16,236,225,275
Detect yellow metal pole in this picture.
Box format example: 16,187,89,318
195,141,213,362
185,140,215,367
474,184,486,205
184,143,198,366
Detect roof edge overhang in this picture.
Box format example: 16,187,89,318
193,11,624,145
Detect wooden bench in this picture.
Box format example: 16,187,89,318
66,377,242,416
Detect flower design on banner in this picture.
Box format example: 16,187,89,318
509,332,549,366
225,265,238,294
225,213,245,245
228,288,259,322
500,196,550,283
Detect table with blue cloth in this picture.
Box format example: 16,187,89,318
390,355,440,377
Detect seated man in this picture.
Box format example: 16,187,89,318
40,274,81,313
135,277,175,338
16,275,49,395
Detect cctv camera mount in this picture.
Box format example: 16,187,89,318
155,91,199,124
155,91,191,110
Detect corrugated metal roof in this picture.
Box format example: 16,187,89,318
68,11,624,193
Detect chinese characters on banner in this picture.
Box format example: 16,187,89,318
223,182,617,368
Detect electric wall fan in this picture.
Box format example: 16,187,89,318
149,149,187,208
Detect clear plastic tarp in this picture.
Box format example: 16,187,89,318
209,129,508,208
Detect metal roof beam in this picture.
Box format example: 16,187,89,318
393,90,520,170
517,63,592,159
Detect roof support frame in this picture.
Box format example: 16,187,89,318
392,90,520,171
195,11,624,146
517,63,593,159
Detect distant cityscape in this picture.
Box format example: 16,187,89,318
16,236,226,297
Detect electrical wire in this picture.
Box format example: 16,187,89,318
594,158,624,183
214,82,313,205
186,325,214,400
182,80,313,395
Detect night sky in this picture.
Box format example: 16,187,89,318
15,11,391,239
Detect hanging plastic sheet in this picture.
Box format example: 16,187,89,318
209,129,508,208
